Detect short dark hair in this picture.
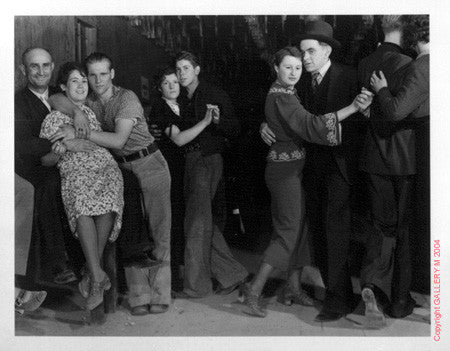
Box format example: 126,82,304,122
57,61,87,86
154,66,177,90
83,52,113,71
21,47,52,65
174,51,201,68
272,46,302,67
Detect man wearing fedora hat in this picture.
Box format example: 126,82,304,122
298,19,367,323
262,19,367,322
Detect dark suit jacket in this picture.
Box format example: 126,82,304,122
357,42,417,175
296,61,362,184
377,54,429,121
15,86,59,179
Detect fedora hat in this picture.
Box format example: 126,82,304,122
297,20,341,49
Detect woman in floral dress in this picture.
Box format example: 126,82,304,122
40,62,123,310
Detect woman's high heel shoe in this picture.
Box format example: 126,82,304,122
85,274,111,310
240,283,267,318
278,285,314,306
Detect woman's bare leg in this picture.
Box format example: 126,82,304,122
249,262,274,296
76,215,104,282
94,212,114,259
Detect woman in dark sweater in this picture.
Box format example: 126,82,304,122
148,66,213,291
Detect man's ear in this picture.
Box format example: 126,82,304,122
19,64,26,77
194,65,200,76
111,68,115,80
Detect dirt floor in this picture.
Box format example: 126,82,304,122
7,248,432,351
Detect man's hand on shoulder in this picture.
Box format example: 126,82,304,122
73,110,91,139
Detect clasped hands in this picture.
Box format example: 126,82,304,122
354,87,374,112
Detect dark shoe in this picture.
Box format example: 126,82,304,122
241,283,267,318
215,277,248,295
387,295,416,318
54,268,77,285
149,304,169,314
131,304,150,316
278,285,314,306
362,287,386,329
314,309,345,322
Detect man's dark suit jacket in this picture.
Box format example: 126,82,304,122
377,54,429,121
296,61,363,184
357,42,414,175
15,86,58,180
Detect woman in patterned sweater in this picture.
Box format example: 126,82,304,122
241,46,371,317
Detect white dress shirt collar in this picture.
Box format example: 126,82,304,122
315,59,331,79
29,88,51,111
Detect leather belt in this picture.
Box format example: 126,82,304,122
115,143,158,163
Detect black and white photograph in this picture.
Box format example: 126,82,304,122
1,0,448,350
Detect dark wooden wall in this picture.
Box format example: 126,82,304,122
15,16,170,102
15,16,76,89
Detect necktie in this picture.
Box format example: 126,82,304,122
311,72,321,94
40,95,51,112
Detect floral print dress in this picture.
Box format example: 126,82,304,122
40,105,124,241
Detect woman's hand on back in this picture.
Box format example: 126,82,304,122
370,71,388,93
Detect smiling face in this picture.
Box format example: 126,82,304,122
274,55,303,88
175,59,200,89
60,69,89,105
21,48,54,93
159,73,180,102
86,59,115,99
300,39,331,73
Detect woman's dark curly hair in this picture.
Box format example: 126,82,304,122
57,61,87,86
403,15,429,49
154,66,177,90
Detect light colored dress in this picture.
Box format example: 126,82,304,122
40,105,124,241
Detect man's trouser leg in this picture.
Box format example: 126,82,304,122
122,150,172,306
